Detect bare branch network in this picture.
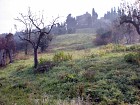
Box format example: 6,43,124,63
15,8,59,68
120,0,140,35
15,9,58,45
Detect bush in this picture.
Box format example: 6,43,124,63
124,53,135,63
35,61,55,73
124,52,140,65
94,37,107,46
94,29,112,46
53,51,72,63
39,57,48,65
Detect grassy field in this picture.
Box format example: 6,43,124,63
50,33,95,51
0,33,140,105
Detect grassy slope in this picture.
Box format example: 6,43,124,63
50,33,95,51
0,33,140,105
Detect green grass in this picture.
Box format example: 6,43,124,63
0,33,140,105
76,28,96,34
50,33,95,51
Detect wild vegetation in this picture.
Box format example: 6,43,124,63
0,0,140,105
0,32,140,105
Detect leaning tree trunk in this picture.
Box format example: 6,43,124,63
33,48,38,68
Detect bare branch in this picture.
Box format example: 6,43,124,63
29,15,41,31
18,34,35,47
15,17,27,25
15,8,59,68
119,0,140,35
120,18,140,35
40,14,45,27
45,16,59,34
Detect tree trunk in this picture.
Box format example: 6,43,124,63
0,50,2,66
7,50,13,63
25,42,28,55
34,48,38,68
2,50,6,66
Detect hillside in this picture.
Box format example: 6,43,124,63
0,33,140,105
50,33,95,51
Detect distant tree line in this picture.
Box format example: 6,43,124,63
49,8,98,35
50,7,121,35
65,8,98,34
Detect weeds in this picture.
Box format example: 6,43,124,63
53,51,72,63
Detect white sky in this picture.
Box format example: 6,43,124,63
0,0,125,34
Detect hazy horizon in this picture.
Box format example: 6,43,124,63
0,0,124,34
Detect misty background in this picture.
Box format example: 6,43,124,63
0,0,121,33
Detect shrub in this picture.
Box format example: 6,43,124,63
124,53,135,63
94,36,108,46
53,51,72,63
35,61,55,73
39,57,48,65
124,52,140,65
94,29,112,46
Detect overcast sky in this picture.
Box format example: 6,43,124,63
0,0,127,34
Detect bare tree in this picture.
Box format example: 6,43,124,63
112,18,138,44
15,8,58,68
119,0,140,35
15,11,32,55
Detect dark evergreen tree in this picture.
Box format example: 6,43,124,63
104,7,118,21
66,14,76,34
86,12,92,28
92,8,98,27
